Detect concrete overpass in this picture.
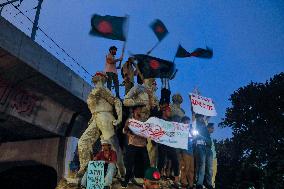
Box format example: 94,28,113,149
0,16,92,186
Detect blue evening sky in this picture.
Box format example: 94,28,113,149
1,0,284,140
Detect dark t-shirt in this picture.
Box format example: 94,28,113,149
196,120,212,147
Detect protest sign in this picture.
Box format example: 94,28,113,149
86,161,105,189
189,93,217,116
128,117,189,149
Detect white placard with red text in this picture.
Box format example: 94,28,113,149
128,117,189,149
189,93,217,116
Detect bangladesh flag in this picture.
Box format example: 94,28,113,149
175,44,191,57
150,19,169,41
90,14,127,41
134,54,176,79
190,47,213,59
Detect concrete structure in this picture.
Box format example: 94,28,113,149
0,16,92,186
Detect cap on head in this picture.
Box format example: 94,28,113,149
172,93,183,104
100,139,111,145
109,46,117,51
144,167,161,181
92,71,107,84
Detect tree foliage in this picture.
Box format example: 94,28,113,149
217,72,284,188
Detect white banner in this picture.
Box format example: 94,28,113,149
128,117,189,149
189,93,217,116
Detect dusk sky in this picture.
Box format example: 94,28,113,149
1,0,284,140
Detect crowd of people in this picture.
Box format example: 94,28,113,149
74,46,218,189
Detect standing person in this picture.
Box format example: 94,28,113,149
192,113,214,189
81,139,117,189
122,57,137,95
170,93,185,122
157,104,179,188
143,78,160,167
207,123,217,188
121,105,150,188
105,46,123,98
180,116,195,189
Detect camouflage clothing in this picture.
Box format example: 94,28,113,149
77,73,125,178
77,120,100,176
170,93,185,122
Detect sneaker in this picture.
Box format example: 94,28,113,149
204,183,214,189
131,178,143,187
196,185,203,189
134,177,144,185
121,181,128,188
206,185,214,189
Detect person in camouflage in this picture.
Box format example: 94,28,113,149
143,78,160,167
77,72,125,178
170,93,185,122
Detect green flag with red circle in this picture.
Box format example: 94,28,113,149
150,19,169,41
90,14,127,41
134,54,176,79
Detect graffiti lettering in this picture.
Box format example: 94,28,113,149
0,77,10,105
0,77,38,115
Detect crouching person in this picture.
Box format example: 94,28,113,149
81,139,117,189
143,167,161,189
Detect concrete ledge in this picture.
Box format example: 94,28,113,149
0,16,91,102
0,16,22,57
56,62,72,90
18,35,43,70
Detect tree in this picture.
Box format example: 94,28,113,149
217,72,284,188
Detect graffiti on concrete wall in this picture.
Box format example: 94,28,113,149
0,77,38,115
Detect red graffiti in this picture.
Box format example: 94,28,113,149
0,77,38,115
10,90,38,114
0,77,10,105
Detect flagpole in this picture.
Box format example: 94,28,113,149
172,56,176,63
146,41,160,55
117,14,129,69
117,41,126,69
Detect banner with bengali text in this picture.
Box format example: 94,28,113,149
128,117,189,149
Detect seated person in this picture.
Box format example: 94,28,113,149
81,139,117,189
143,167,161,189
